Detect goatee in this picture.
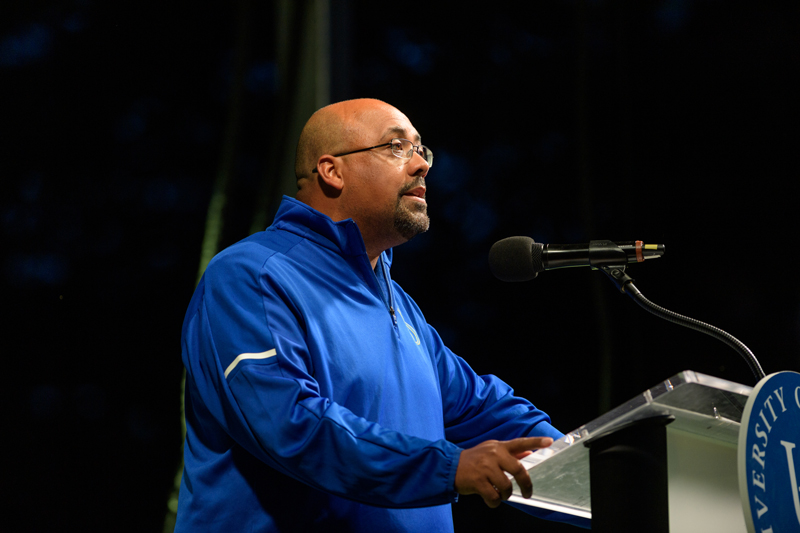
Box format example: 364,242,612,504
394,182,429,240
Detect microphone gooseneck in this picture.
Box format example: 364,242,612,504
488,236,766,382
601,265,765,381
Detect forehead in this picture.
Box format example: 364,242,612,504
359,105,421,143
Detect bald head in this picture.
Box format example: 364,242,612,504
295,98,406,187
291,98,430,265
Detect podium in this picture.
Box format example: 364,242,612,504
510,370,753,532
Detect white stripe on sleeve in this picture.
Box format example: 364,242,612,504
224,348,277,378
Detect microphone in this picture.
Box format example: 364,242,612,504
489,237,665,282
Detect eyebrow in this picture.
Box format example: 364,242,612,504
383,126,421,144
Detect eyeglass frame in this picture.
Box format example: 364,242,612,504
311,138,433,173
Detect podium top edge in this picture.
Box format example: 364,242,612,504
540,370,754,457
677,370,754,396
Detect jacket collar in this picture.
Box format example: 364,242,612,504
271,196,394,268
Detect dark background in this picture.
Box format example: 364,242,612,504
3,1,799,531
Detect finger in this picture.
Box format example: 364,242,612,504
493,452,532,499
494,477,515,501
482,493,502,508
508,437,553,497
496,442,541,500
505,436,553,455
481,482,504,508
483,461,522,502
510,460,533,499
513,450,533,460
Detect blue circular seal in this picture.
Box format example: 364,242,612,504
738,371,800,533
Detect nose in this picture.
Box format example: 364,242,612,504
410,150,430,176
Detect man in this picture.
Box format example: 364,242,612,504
176,99,563,532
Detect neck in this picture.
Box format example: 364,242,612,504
295,192,403,269
362,228,405,271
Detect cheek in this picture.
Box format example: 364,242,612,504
348,177,396,214
373,172,405,200
347,163,407,206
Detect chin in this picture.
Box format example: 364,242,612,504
392,197,429,240
394,213,430,241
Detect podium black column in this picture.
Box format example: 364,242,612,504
586,415,674,533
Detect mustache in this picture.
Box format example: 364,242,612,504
399,178,426,195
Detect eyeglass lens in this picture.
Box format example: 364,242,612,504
391,139,433,167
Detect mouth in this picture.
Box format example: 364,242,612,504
402,185,427,203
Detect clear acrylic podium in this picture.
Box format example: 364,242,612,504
510,370,753,532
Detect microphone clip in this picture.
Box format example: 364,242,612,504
598,264,636,294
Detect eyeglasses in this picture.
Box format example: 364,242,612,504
312,138,433,173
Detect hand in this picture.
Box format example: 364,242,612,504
454,436,553,508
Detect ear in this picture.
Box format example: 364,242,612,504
315,155,344,192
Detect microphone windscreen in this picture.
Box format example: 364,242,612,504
488,236,540,282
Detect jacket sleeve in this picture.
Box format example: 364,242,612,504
412,308,563,448
181,254,462,509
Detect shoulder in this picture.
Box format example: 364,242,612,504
205,229,304,280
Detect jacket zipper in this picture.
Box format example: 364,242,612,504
379,255,399,328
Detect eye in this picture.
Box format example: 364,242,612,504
390,139,405,157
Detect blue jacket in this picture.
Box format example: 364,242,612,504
176,196,563,532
